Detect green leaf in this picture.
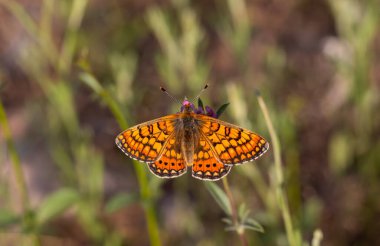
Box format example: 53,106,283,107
244,218,265,233
105,193,138,213
0,209,20,227
222,217,233,225
205,182,232,215
225,225,238,231
80,72,103,95
198,98,204,111
216,103,230,117
238,203,250,221
36,188,80,225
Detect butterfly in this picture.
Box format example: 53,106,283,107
115,91,269,181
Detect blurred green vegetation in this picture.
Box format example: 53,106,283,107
0,0,379,245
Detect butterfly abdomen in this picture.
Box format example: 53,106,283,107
180,116,200,167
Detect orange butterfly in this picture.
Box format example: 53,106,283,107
115,89,269,181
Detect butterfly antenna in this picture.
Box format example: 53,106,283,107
192,83,209,103
160,86,181,104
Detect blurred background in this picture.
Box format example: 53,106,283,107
0,0,379,245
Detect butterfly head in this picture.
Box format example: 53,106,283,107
180,98,195,113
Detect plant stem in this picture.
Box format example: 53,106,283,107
222,177,248,246
134,163,161,246
58,0,88,75
0,100,30,212
80,74,161,246
256,92,298,246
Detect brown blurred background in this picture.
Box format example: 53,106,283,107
1,0,380,245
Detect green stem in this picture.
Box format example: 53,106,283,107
58,0,88,75
0,100,30,212
135,163,161,246
80,73,161,246
256,92,298,246
0,103,41,245
222,177,248,246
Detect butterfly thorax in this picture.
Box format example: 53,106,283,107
177,100,200,166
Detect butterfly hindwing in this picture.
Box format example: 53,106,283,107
192,135,231,181
148,134,187,178
195,114,269,166
115,115,179,163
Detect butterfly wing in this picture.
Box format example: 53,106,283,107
192,134,231,181
195,114,269,166
115,114,179,163
148,134,187,178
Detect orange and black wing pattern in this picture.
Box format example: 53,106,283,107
115,115,179,163
195,114,269,166
192,134,231,181
148,134,187,178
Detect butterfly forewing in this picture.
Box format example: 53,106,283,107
195,114,269,165
115,115,179,163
